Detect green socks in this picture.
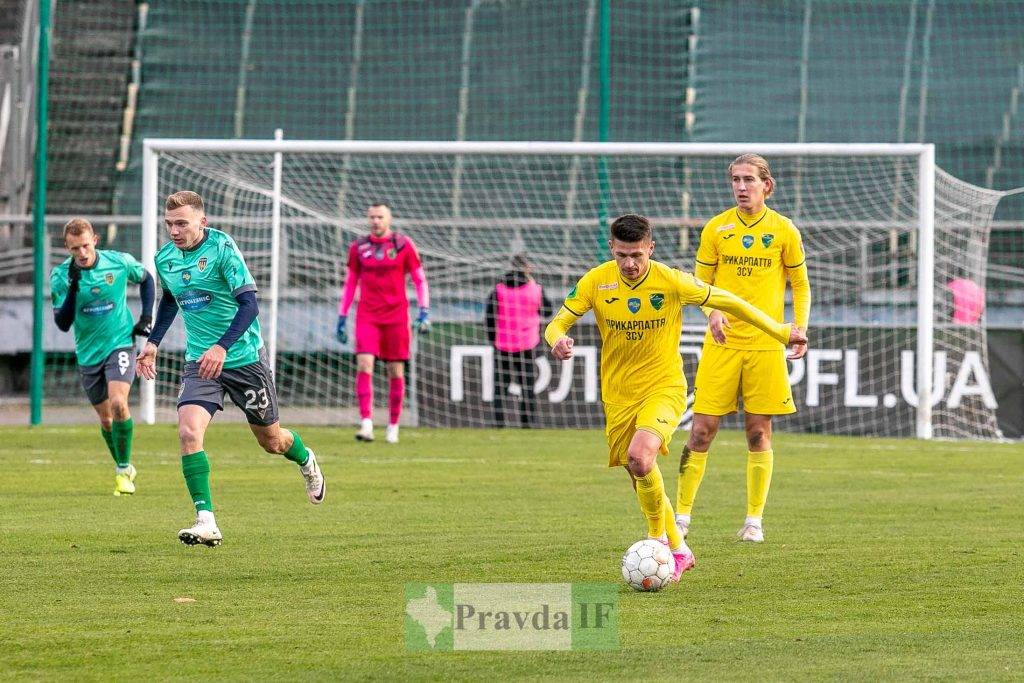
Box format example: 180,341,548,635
111,418,133,468
101,420,134,468
101,428,117,464
283,430,309,466
182,451,213,512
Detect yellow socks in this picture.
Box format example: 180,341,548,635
662,493,682,549
634,463,669,540
746,449,774,518
676,446,709,515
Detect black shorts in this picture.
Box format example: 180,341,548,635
79,346,136,405
177,348,280,426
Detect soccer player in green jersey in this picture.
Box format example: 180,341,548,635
136,191,326,547
50,218,154,496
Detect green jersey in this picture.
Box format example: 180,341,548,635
155,227,262,369
50,250,147,367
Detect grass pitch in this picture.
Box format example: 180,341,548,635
1,425,1022,680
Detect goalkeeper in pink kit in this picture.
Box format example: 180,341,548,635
336,203,430,443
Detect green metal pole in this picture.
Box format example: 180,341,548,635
30,0,52,425
596,0,611,258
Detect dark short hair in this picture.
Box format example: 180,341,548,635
511,253,530,271
610,214,652,243
369,202,391,210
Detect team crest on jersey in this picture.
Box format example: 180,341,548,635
567,284,578,299
627,297,641,314
182,270,192,283
742,235,755,249
387,248,397,259
198,257,208,272
761,233,774,248
374,247,386,260
649,293,664,310
104,273,114,285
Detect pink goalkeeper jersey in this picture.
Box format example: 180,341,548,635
345,233,423,325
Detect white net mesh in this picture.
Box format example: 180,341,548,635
148,143,1005,438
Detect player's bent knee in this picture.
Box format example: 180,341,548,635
626,452,654,478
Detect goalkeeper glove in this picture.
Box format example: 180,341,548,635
132,314,153,337
414,307,431,334
336,315,348,344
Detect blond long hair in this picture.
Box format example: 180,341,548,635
729,153,775,199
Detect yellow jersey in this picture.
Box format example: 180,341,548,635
545,259,791,406
696,206,810,350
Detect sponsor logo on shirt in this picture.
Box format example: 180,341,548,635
104,273,115,285
182,270,192,283
742,235,755,249
722,234,735,240
90,286,102,296
649,293,664,310
627,297,641,314
567,284,578,299
177,289,214,311
604,297,619,304
761,233,774,248
80,300,115,316
716,223,735,232
198,257,208,272
597,282,618,290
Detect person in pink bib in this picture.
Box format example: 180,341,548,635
485,254,553,428
336,203,430,443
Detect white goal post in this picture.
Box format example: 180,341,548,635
138,138,997,440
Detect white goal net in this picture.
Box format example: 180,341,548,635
141,140,1007,439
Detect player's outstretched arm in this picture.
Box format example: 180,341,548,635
703,285,805,347
545,307,579,360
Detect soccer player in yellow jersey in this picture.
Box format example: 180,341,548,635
545,214,806,582
676,154,811,544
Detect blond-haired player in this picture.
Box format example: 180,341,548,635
676,154,811,543
545,214,806,581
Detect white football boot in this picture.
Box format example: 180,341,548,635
300,449,325,504
178,511,222,547
385,424,400,444
737,523,764,543
355,418,374,442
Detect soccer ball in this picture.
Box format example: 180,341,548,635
621,539,674,592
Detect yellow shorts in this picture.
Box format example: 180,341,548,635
604,389,688,468
692,344,796,416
